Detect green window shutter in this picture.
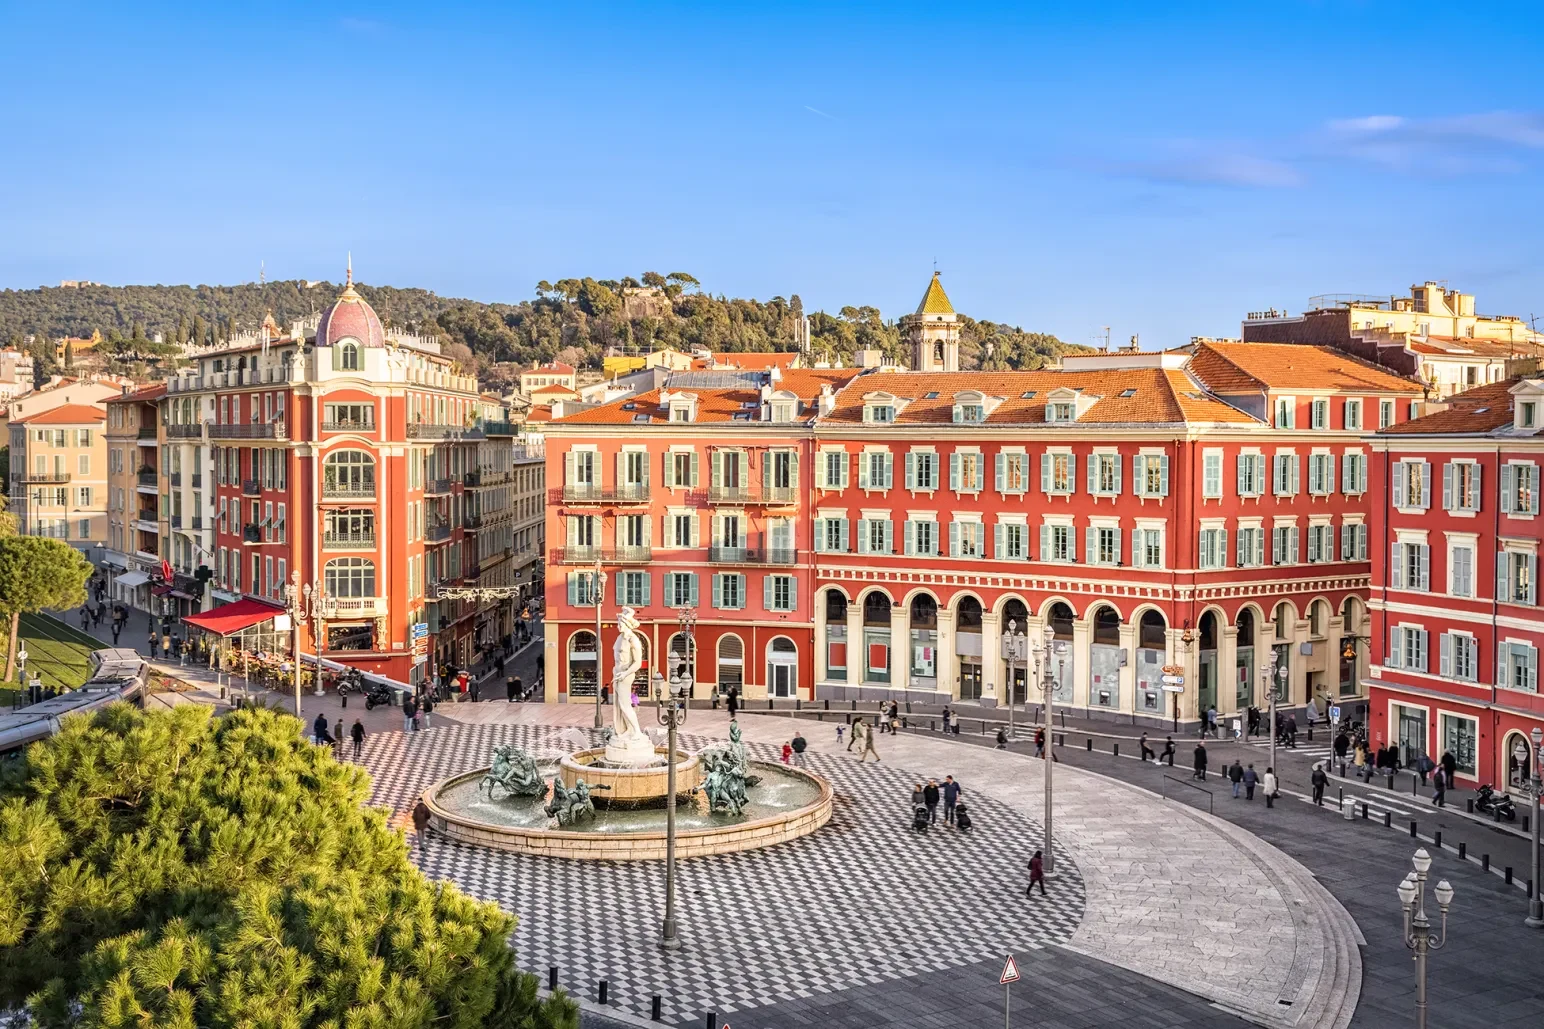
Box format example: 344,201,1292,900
813,517,826,553
567,573,578,605
711,451,723,489
788,579,797,612
994,523,1004,559
764,575,775,611
1236,530,1247,566
950,453,960,491
838,517,849,550
905,452,916,490
1066,454,1077,493
711,573,723,609
1112,456,1122,494
949,521,959,557
1084,526,1096,563
687,573,699,607
1040,453,1051,493
1159,454,1170,495
857,519,870,554
690,514,701,548
883,452,894,489
858,454,870,489
615,573,625,607
995,453,1005,493
1218,528,1227,567
1088,457,1098,494
1040,524,1051,561
1236,455,1247,495
641,574,651,606
905,520,916,556
882,519,893,552
1131,455,1144,495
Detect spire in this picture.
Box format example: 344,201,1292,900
916,270,954,315
346,251,353,287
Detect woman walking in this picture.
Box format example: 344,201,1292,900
1025,850,1046,896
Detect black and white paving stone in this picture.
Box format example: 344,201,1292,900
360,722,1084,1024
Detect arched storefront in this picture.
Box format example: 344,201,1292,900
1197,610,1220,714
1089,605,1122,709
1235,607,1257,709
909,594,938,691
1046,601,1075,703
862,591,892,686
1136,610,1167,714
824,590,849,683
767,636,798,698
956,596,983,700
1002,598,1030,705
568,630,597,697
717,634,744,698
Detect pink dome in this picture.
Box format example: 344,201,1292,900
315,271,385,349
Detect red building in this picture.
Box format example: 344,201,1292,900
165,271,513,686
1369,376,1544,792
542,276,1425,728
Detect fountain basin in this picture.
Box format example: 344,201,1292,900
422,760,832,861
558,746,702,806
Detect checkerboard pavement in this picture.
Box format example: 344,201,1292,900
360,723,1084,1025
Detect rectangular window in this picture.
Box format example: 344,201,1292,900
671,451,695,489
670,513,695,548
1133,454,1169,498
1041,452,1074,495
1501,642,1539,693
859,517,892,554
1272,525,1298,565
1096,526,1118,565
1394,460,1432,510
770,450,795,490
1440,714,1477,776
1380,399,1396,429
1498,550,1537,605
1132,527,1162,568
1272,453,1299,496
1274,397,1295,429
1198,527,1227,569
1450,544,1474,598
1093,454,1120,495
952,520,983,558
1344,399,1362,430
1440,633,1477,681
823,451,847,489
713,572,745,610
909,451,938,491
1307,453,1335,495
1202,452,1222,498
815,517,849,553
1237,526,1265,567
1043,524,1072,562
1445,461,1480,512
1386,626,1429,671
665,572,698,608
997,452,1029,494
1237,453,1265,496
1307,523,1333,563
767,575,796,612
1390,541,1431,591
951,452,983,493
1502,462,1539,515
997,522,1026,560
1340,452,1366,494
620,571,649,607
911,519,937,556
1311,399,1329,430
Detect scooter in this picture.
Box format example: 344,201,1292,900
362,682,397,710
1475,783,1518,822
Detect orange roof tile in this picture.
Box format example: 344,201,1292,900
697,352,801,371
554,368,863,426
523,406,554,423
108,383,167,403
530,383,578,396
1191,342,1421,395
822,369,1256,426
1379,379,1518,435
13,403,107,425
1407,336,1544,359
528,361,575,374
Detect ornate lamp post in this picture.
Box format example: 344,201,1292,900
282,571,307,719
1399,847,1454,1029
301,580,336,696
1003,619,1026,742
653,660,691,950
592,556,607,728
1527,727,1544,928
1035,623,1056,875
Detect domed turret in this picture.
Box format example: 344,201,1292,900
315,258,386,349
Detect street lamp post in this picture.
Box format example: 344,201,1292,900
302,581,334,697
1527,726,1544,928
654,662,691,950
283,571,307,720
1035,623,1056,876
1399,847,1454,1029
1003,619,1025,742
593,557,607,728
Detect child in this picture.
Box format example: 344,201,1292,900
781,741,793,765
835,724,846,746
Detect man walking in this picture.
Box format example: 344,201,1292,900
403,695,416,733
791,731,807,768
420,694,434,729
858,719,881,763
1140,732,1155,763
923,779,941,824
1310,763,1328,806
1432,767,1447,807
1193,740,1208,781
942,775,961,825
412,799,432,854
1228,759,1244,798
1243,763,1259,800
148,634,159,659
726,686,739,720
1160,735,1175,766
351,718,366,759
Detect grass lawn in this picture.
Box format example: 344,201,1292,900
3,611,102,693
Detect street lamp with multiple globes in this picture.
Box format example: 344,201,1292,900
301,580,336,697
592,557,607,729
282,571,307,719
1398,847,1454,1029
1003,618,1027,741
1527,726,1544,928
1260,660,1289,774
653,659,692,950
1034,622,1056,875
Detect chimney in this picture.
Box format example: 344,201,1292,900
818,383,836,416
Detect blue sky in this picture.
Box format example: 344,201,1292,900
1,1,1541,346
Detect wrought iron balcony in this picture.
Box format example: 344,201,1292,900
191,473,202,488
20,471,72,484
166,424,203,440
209,421,288,440
426,477,454,496
136,469,157,487
560,484,651,504
406,423,464,440
170,514,183,528
321,419,375,432
709,545,796,565
425,523,453,543
169,472,181,488
241,479,261,496
136,425,158,440
481,420,516,436
323,530,377,549
463,471,481,487
242,523,261,543
322,479,375,500
707,483,798,505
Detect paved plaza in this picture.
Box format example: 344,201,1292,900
356,703,1360,1028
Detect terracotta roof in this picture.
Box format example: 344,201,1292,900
554,368,863,426
915,272,954,315
523,405,554,423
1408,336,1544,359
822,369,1256,426
528,361,575,374
1191,342,1421,394
13,403,107,425
108,383,167,403
1379,379,1518,435
530,383,578,397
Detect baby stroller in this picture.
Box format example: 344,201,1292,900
911,805,931,833
954,802,973,832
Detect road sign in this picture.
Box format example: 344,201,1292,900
999,955,1020,985
1161,664,1185,675
1160,673,1184,685
1161,683,1185,693
1329,705,1341,722
411,622,429,638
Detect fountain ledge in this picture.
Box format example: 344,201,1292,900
421,763,833,861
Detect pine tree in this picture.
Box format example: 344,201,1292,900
191,314,207,348
0,705,579,1029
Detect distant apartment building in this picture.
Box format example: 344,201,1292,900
520,362,578,395
8,403,109,557
1243,281,1544,398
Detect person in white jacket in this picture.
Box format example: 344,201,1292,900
1263,767,1279,809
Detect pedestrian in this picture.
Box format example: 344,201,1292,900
1244,763,1260,800
1440,749,1457,785
1247,706,1260,738
1354,742,1369,782
1310,763,1327,806
859,719,881,763
1416,753,1434,787
110,623,121,645
1263,766,1279,808
421,694,434,729
889,700,902,733
781,741,793,765
995,726,1009,750
148,634,159,659
1432,767,1447,807
507,676,517,702
835,723,846,747
313,713,332,746
924,778,941,824
910,782,924,810
1205,705,1218,738
80,606,91,630
950,709,961,736
791,731,807,767
726,687,739,720
1034,726,1046,758
1334,730,1350,763
1286,714,1299,749
1025,850,1046,896
1193,741,1208,780
1228,760,1244,798
942,704,952,734
942,774,961,825
470,673,480,703
411,798,432,853
351,718,366,759
1160,735,1175,766
495,653,505,679
845,719,859,751
1140,732,1155,763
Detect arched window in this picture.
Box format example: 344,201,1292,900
569,630,598,697
1137,610,1168,712
909,594,938,684
957,596,983,631
863,592,891,626
1003,598,1029,636
1092,606,1121,646
1308,600,1328,638
909,594,938,629
824,590,849,683
1139,610,1167,649
323,450,376,496
825,589,847,621
717,634,743,696
324,557,375,598
767,636,798,698
1047,602,1074,640
668,631,694,680
338,341,361,371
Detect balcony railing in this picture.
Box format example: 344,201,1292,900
559,484,651,504
191,473,202,488
321,419,375,432
709,545,796,565
169,472,181,488
322,480,375,500
136,510,159,525
427,477,454,495
242,523,261,543
331,596,386,617
482,420,516,436
136,469,157,487
406,423,464,440
209,421,288,440
20,471,72,484
426,523,453,543
191,516,203,530
241,479,261,496
463,471,481,487
557,545,653,564
707,484,798,505
166,424,203,440
136,426,157,440
170,514,183,529
323,530,377,549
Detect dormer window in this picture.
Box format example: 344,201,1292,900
865,404,895,424
1048,402,1076,423
954,404,984,424
1521,402,1537,430
671,406,692,422
769,401,796,423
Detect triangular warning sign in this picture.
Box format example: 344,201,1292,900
1000,955,1020,985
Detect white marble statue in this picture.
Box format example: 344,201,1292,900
605,607,657,765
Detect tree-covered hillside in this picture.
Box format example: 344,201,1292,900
0,273,1089,380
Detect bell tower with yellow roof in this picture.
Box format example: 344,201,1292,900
901,271,960,372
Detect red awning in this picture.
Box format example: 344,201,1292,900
182,598,285,637
151,585,174,596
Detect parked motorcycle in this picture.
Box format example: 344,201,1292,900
362,681,397,710
1476,783,1518,822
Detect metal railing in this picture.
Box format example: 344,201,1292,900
560,484,651,504
191,516,203,530
210,422,288,440
242,524,261,543
323,530,377,549
1159,775,1215,814
406,423,464,440
322,480,375,499
482,420,516,436
425,523,453,543
463,471,481,487
136,470,156,487
136,426,157,440
321,419,375,432
166,424,203,440
708,545,796,564
427,477,454,495
170,514,182,528
241,479,261,496
21,471,73,484
706,484,798,505
169,472,181,488
191,474,202,488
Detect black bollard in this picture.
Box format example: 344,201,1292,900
705,1013,717,1029
1467,798,1474,813
1086,738,1092,751
1112,743,1119,758
1506,866,1514,885
1384,811,1392,828
1412,776,1418,796
652,996,662,1021
795,699,802,711
1386,774,1395,790
1410,821,1417,837
548,967,557,990
598,981,608,1004
1361,803,1369,819
1459,842,1467,859
1433,830,1442,847
341,693,347,708
1483,854,1491,871
823,699,830,710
